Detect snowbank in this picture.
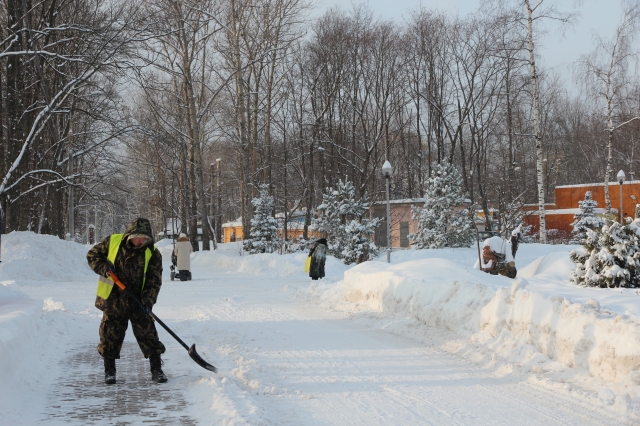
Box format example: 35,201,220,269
157,243,349,280
0,232,92,423
341,255,640,382
0,298,43,379
295,245,640,414
0,231,94,284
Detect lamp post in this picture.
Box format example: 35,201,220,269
216,158,222,244
214,163,217,230
382,160,393,263
67,130,74,242
618,169,626,223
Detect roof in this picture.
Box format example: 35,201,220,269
222,217,242,228
373,198,426,205
525,208,608,215
556,180,640,189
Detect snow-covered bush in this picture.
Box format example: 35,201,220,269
311,179,380,264
409,163,475,249
571,219,640,288
243,185,278,254
570,191,605,244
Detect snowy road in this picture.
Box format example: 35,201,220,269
18,253,624,425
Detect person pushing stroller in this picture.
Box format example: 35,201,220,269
172,233,192,281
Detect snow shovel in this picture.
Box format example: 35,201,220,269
107,271,218,373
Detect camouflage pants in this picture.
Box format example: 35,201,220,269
97,291,165,359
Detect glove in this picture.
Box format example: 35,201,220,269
141,304,152,316
104,266,116,278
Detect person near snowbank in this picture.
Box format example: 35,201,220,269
173,233,192,281
480,227,522,279
308,238,328,281
86,217,168,385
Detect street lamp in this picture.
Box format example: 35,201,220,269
382,160,393,263
618,169,626,223
67,130,74,242
216,158,222,244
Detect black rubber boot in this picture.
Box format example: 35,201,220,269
149,354,168,383
104,358,116,385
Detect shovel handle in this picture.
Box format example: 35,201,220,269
108,270,127,291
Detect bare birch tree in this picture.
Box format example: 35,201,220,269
577,1,640,215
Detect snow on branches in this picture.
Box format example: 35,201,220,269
244,185,278,254
571,217,640,288
310,179,380,264
409,163,475,249
570,191,605,245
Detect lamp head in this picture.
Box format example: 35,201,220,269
382,160,392,177
618,169,626,184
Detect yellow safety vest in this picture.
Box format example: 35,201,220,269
96,234,154,299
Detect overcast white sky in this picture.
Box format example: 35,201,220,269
313,0,626,87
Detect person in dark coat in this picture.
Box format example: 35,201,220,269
308,238,327,280
87,217,168,384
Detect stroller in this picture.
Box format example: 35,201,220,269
170,251,192,281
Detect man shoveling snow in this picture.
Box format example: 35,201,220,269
87,217,168,384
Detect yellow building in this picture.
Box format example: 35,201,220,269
221,213,320,243
222,219,244,243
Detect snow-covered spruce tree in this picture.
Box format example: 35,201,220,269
570,191,605,244
342,220,379,264
243,185,278,254
409,163,475,249
311,180,380,264
570,219,640,288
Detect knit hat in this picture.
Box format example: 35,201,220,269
179,233,187,238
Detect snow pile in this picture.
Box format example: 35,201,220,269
0,297,44,379
0,231,94,284
298,245,640,414
0,232,94,423
0,278,27,305
180,247,349,279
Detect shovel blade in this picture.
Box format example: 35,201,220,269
188,344,218,373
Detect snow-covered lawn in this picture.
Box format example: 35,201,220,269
1,232,639,424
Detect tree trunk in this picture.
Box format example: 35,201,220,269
526,0,546,243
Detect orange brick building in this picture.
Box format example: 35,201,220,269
523,181,640,234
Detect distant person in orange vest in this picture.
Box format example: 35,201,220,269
173,233,192,281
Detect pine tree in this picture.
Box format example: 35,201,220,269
311,179,380,263
570,191,605,244
409,163,475,249
571,219,640,288
243,185,278,254
342,220,379,264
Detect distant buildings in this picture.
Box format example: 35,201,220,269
523,181,640,237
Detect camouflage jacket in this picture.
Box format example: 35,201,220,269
87,218,163,307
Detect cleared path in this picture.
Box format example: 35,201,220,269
23,257,627,425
